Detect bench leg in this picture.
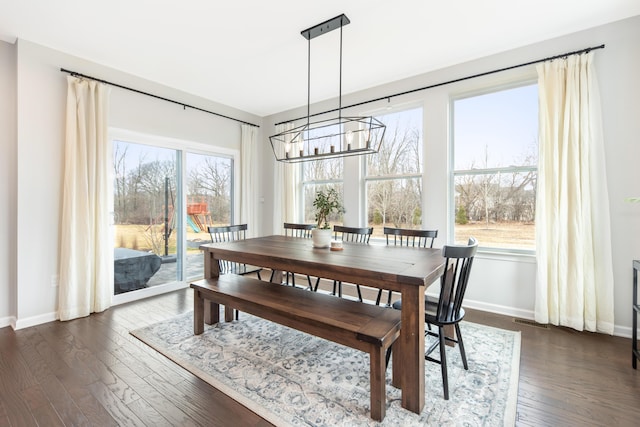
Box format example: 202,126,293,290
224,305,235,322
197,289,220,329
370,346,386,422
204,300,221,325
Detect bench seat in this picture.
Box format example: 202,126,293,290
190,275,401,421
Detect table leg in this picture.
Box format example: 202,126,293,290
194,289,204,335
443,325,456,347
393,285,425,414
204,251,220,325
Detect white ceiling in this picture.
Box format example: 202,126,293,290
1,1,639,117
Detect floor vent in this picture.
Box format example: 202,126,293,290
513,318,550,329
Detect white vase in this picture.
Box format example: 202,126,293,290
312,228,332,248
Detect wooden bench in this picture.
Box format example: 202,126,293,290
190,275,401,421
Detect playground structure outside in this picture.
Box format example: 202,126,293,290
114,197,227,255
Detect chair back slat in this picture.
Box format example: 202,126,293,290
283,223,315,239
333,225,373,243
207,224,251,273
436,237,478,323
383,227,437,248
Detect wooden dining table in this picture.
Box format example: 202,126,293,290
199,234,445,415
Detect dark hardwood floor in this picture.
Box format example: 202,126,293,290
1,279,639,426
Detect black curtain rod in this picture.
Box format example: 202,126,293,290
60,68,259,128
275,44,605,126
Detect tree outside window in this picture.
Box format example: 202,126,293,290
452,83,538,250
365,108,423,238
302,141,344,225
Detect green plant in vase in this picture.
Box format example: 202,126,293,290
312,188,344,247
313,188,344,229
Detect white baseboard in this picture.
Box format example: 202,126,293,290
464,298,536,321
14,311,58,330
613,325,633,339
0,315,16,329
464,298,632,339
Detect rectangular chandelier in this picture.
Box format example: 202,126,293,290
269,14,386,163
270,115,385,163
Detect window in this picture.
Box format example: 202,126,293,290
365,108,423,238
299,107,423,232
302,141,344,225
452,83,538,251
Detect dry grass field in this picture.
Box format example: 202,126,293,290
114,221,536,254
455,222,535,249
114,224,209,254
370,221,535,249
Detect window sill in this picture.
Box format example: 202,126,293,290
475,248,536,263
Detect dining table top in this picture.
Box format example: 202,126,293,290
200,234,445,292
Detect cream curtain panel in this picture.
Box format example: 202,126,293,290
240,124,259,237
535,52,614,334
272,123,300,233
58,77,111,321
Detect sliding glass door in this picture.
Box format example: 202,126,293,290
185,152,233,282
113,140,181,295
112,135,235,299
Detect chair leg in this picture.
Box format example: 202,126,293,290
438,326,449,400
455,323,468,370
356,285,363,302
332,280,338,295
256,271,262,281
313,277,321,292
385,345,392,367
375,289,383,305
269,270,275,282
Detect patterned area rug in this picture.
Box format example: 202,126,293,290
131,311,520,426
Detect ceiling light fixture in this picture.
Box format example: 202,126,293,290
269,14,386,163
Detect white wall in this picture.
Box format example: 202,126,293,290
0,41,17,327
261,15,640,336
10,39,262,329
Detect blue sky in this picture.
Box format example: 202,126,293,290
453,84,538,170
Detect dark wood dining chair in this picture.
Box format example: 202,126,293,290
207,224,262,280
390,237,478,400
330,225,373,301
270,223,318,290
376,227,438,306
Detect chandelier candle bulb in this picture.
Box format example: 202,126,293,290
314,147,319,155
300,149,304,157
331,145,335,153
